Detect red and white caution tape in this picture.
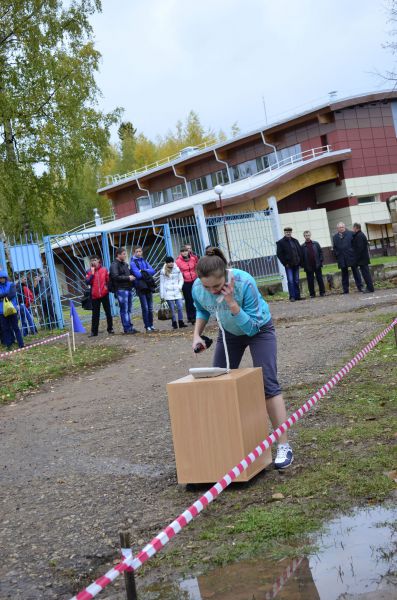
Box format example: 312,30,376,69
70,318,397,600
0,333,70,359
265,556,303,600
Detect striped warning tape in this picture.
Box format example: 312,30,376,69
70,317,397,600
265,556,303,600
0,333,70,360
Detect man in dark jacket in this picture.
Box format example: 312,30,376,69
276,227,303,301
301,231,325,298
109,248,138,334
86,256,114,337
352,223,374,293
130,246,157,333
332,222,363,294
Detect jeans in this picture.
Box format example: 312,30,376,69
182,281,196,321
116,289,133,332
285,266,301,300
91,295,113,335
341,266,363,293
167,299,184,322
0,313,24,348
19,304,37,336
137,291,153,329
305,269,325,297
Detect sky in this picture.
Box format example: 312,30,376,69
90,0,396,142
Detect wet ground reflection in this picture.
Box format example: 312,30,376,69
141,505,396,599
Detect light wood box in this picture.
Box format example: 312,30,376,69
167,368,272,484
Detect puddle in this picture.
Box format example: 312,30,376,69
140,505,396,599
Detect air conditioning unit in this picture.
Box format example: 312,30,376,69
179,146,199,158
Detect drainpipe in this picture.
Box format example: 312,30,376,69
136,177,152,206
261,131,279,168
172,165,190,196
386,195,397,256
213,149,232,184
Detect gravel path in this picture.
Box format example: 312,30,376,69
0,288,396,599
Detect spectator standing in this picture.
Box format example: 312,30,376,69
33,271,56,328
130,246,157,332
86,256,114,337
15,274,37,336
332,222,363,294
0,270,24,350
109,248,138,334
276,227,303,302
184,243,199,263
352,223,374,293
159,256,187,329
176,245,198,323
301,231,326,298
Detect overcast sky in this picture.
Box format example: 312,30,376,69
91,0,396,142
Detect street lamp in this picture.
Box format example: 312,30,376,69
214,184,232,261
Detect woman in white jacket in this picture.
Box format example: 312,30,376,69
159,257,188,329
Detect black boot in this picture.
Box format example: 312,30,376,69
172,320,178,329
178,320,188,328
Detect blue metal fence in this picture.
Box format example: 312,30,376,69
0,209,281,338
0,233,59,332
205,211,280,280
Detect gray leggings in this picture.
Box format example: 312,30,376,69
213,319,281,399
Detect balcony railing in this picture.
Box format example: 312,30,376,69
251,145,333,179
103,138,218,186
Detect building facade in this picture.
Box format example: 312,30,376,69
97,91,397,256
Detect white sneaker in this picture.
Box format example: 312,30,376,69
274,443,294,470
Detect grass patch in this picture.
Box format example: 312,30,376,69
155,318,397,572
0,339,126,403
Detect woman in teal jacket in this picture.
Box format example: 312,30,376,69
192,248,293,469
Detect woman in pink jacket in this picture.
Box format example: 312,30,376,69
175,245,198,324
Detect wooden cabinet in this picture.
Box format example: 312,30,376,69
167,368,272,484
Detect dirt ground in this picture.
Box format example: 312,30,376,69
0,288,396,599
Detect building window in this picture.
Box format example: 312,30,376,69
136,196,152,212
357,195,376,204
211,168,229,186
152,184,187,207
170,183,187,201
190,176,209,195
152,190,169,206
232,159,258,181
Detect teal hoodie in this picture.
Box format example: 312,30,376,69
192,268,271,337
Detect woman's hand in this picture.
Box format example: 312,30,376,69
192,334,206,353
220,276,240,314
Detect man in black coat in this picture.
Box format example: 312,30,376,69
332,222,363,294
301,231,325,298
352,223,374,293
276,227,303,301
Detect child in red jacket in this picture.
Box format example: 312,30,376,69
175,245,198,324
86,256,114,337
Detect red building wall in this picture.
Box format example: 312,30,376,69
327,102,397,180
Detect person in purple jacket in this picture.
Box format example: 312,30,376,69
130,246,157,332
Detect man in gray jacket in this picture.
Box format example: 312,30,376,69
332,222,363,294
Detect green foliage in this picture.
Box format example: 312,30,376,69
0,0,121,235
